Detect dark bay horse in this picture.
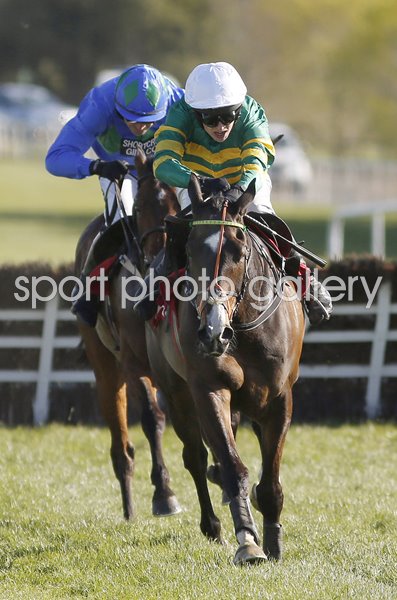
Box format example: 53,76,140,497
145,176,305,564
74,150,181,520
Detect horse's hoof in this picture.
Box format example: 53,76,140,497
152,494,182,517
250,483,259,511
233,542,268,566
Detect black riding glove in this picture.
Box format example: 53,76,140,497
89,159,129,181
199,176,230,197
224,185,245,203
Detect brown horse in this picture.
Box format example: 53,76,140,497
145,176,305,564
74,150,181,520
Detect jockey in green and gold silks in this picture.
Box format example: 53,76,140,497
153,95,275,213
137,62,332,326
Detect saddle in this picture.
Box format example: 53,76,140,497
88,216,141,292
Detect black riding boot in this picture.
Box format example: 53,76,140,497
133,216,189,321
287,249,332,325
132,253,169,321
72,235,101,327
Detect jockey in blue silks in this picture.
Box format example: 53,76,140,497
46,64,184,326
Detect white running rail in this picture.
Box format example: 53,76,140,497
0,285,396,423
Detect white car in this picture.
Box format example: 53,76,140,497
0,82,77,135
269,122,313,192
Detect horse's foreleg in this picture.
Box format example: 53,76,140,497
193,385,266,564
98,373,135,520
80,325,135,520
207,409,241,504
138,376,181,517
168,387,222,542
253,388,293,560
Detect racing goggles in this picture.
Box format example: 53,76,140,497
198,107,241,128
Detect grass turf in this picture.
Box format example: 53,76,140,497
1,158,396,265
0,423,396,599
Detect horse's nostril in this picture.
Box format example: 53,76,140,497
220,326,234,343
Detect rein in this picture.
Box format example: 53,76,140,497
189,205,284,331
139,225,166,247
112,178,142,261
233,231,283,331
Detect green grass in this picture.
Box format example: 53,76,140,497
0,423,396,599
1,158,397,264
0,158,98,265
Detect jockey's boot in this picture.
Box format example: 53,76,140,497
71,235,101,327
286,249,332,325
132,253,168,321
133,217,189,321
305,273,333,325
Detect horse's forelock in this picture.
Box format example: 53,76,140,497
196,194,226,216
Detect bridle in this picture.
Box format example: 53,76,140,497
188,200,284,331
189,200,251,323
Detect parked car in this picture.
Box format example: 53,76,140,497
0,82,77,137
269,122,313,193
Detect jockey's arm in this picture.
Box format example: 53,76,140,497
45,89,109,180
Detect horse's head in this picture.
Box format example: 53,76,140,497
133,149,179,270
186,176,255,357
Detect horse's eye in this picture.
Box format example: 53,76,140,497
235,228,245,241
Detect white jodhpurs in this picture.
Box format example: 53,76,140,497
175,172,274,215
99,174,138,226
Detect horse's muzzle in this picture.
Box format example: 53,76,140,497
197,323,234,356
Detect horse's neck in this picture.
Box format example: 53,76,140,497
248,231,275,276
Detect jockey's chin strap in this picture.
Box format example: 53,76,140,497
190,200,248,319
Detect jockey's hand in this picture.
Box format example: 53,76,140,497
224,185,244,203
199,176,230,197
89,159,129,181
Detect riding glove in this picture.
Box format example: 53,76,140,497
199,176,230,197
89,159,129,180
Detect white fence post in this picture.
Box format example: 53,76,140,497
327,199,397,260
33,296,58,425
371,213,386,257
327,216,344,259
366,282,391,419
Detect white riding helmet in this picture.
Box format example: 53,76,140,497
185,62,247,110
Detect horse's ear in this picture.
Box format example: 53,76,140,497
231,179,256,216
188,174,203,210
134,148,147,177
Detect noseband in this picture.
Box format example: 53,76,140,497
189,202,284,331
